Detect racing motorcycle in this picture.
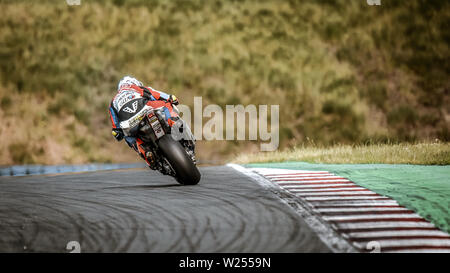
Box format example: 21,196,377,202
118,97,201,185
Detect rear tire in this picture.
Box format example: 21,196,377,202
158,135,201,185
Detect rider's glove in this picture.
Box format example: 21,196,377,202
168,94,179,105
112,128,124,141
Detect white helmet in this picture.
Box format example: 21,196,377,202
117,76,143,90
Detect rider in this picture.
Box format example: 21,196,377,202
109,76,179,167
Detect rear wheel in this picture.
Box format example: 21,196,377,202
158,135,201,185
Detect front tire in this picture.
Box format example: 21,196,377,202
158,135,201,185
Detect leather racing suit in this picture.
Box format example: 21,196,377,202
108,84,178,166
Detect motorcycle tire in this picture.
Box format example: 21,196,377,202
157,134,201,185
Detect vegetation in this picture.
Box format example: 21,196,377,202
0,0,448,164
234,141,450,165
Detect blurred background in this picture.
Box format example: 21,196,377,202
0,0,448,165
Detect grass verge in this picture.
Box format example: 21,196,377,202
234,142,450,165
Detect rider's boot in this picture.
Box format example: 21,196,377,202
132,140,156,170
144,151,156,169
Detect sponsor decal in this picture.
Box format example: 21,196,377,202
123,100,139,114
114,91,140,110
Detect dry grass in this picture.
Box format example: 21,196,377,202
234,142,450,165
0,1,449,164
0,86,139,165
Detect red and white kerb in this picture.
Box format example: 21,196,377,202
252,168,450,253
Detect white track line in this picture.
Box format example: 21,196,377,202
278,185,356,190
317,207,410,213
255,168,329,175
384,249,450,253
288,187,369,192
312,201,401,207
353,239,450,248
272,176,348,180
268,174,335,178
280,181,355,185
274,179,351,183
270,176,346,181
305,196,389,201
324,214,422,222
347,230,450,238
335,221,437,229
264,168,330,176
295,191,378,197
284,186,358,191
267,171,333,174
278,183,354,187
283,184,362,188
313,202,400,207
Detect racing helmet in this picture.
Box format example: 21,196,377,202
117,76,143,90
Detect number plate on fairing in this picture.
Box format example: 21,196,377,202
149,114,165,139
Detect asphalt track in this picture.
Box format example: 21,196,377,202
0,166,330,252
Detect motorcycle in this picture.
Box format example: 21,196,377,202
117,97,201,185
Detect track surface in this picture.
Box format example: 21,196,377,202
0,166,329,252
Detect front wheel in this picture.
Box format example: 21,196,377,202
157,135,201,185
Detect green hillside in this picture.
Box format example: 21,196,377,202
0,0,448,164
